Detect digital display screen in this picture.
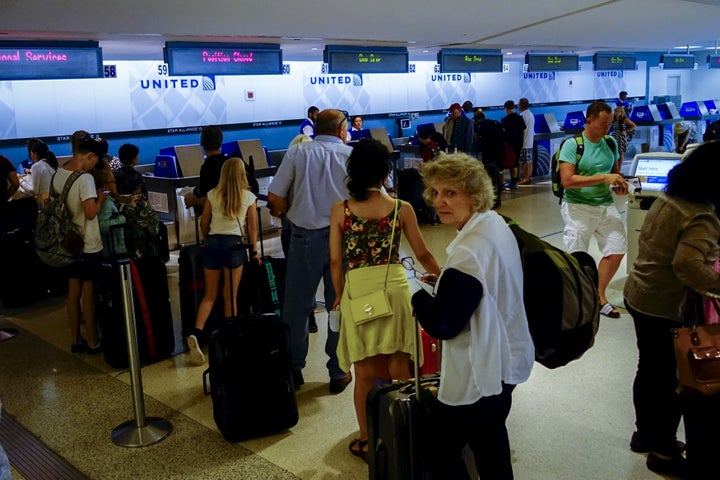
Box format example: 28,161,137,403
525,53,579,72
593,53,636,71
438,49,503,72
164,42,283,76
633,157,682,191
660,54,695,70
708,55,720,69
324,46,408,74
0,41,103,80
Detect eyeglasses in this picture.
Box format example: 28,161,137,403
401,256,427,280
336,116,348,131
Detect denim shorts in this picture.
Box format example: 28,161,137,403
203,234,247,270
65,252,104,281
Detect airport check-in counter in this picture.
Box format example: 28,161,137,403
625,152,683,273
629,103,678,149
145,144,205,249
680,100,720,139
533,113,565,177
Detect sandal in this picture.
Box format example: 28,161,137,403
600,303,621,319
349,438,368,462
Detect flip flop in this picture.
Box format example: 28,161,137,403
600,303,621,319
349,438,368,462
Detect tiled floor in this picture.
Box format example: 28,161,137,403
0,181,678,479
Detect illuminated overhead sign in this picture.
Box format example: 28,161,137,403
660,54,695,69
593,53,636,71
164,42,283,76
0,40,103,80
525,53,579,72
324,46,408,74
437,49,503,72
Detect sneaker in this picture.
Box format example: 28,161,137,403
86,341,103,355
646,452,687,478
71,338,87,353
187,334,206,366
292,369,305,389
329,372,353,394
308,312,318,334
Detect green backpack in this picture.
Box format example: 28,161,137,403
551,135,616,203
35,170,87,267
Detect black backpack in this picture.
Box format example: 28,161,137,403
703,119,720,142
551,135,616,203
504,217,601,369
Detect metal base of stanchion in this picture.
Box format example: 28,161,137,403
111,417,172,448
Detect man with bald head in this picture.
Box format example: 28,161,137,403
268,109,353,394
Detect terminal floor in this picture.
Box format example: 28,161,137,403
0,181,680,480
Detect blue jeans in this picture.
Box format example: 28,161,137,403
283,225,345,379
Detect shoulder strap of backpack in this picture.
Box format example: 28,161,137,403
574,135,585,167
56,170,86,202
602,134,617,154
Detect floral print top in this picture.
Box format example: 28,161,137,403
343,199,402,271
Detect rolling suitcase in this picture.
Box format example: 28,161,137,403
98,256,175,369
237,204,286,316
203,240,298,442
367,319,439,480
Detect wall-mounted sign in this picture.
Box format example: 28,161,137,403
437,49,503,73
660,54,695,70
707,55,720,69
164,42,283,76
0,40,103,80
593,53,636,71
323,46,408,74
525,53,579,72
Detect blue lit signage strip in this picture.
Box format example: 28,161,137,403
0,40,103,80
164,42,283,76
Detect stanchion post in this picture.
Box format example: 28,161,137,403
111,259,172,447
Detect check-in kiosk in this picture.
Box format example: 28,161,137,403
146,145,205,248
625,152,683,273
630,104,678,150
533,113,564,176
562,111,585,133
680,100,720,139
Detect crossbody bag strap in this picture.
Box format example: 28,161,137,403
382,199,400,290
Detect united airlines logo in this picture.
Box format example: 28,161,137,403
308,74,362,86
522,72,556,80
140,78,201,89
430,73,470,83
202,76,216,90
596,71,624,78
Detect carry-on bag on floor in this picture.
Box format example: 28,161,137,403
0,229,54,308
367,318,439,480
98,256,175,369
178,212,223,338
237,202,286,316
203,243,298,441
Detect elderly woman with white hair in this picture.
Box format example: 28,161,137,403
412,152,534,480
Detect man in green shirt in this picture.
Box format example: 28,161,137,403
559,100,629,318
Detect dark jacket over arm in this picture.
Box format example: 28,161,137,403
411,268,483,340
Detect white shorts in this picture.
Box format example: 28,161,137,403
560,202,627,256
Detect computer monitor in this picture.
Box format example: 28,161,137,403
628,152,683,195
369,127,395,153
